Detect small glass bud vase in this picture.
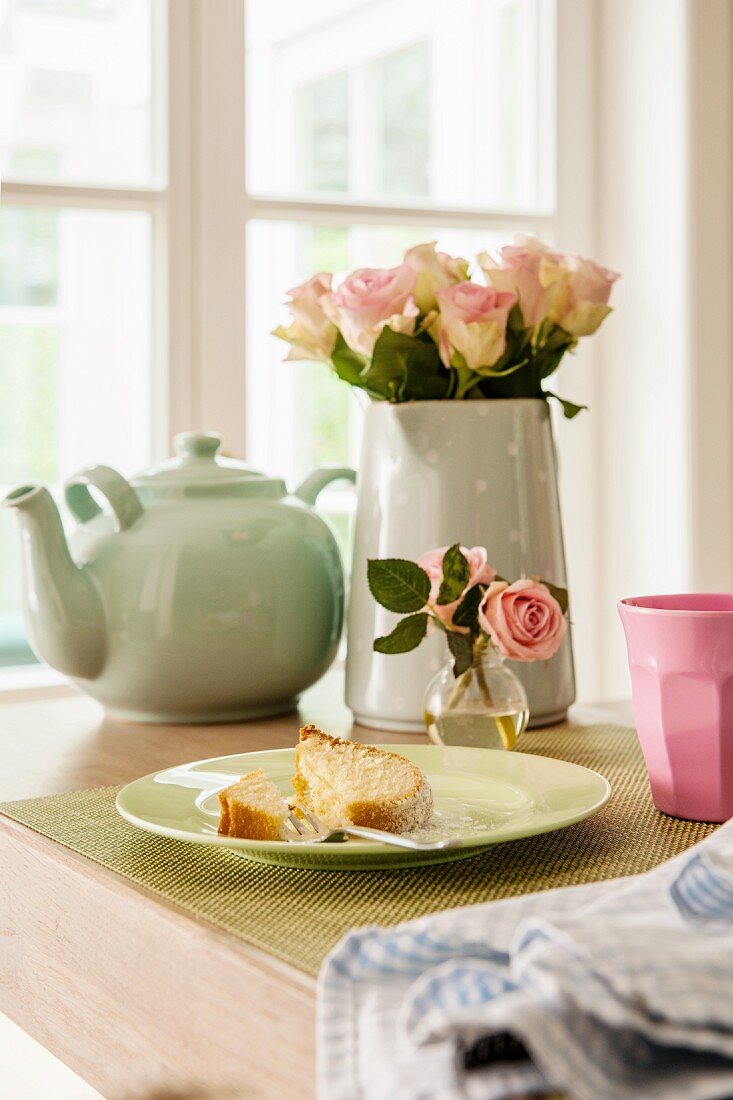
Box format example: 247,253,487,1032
424,644,529,750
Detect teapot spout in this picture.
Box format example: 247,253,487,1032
4,485,107,679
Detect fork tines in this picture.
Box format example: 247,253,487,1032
286,806,329,840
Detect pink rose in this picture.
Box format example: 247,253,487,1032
323,265,418,356
478,235,567,328
549,255,619,336
404,241,470,312
436,282,516,372
478,579,567,661
272,272,337,362
418,545,497,630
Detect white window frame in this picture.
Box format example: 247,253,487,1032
1,0,589,460
1,0,600,693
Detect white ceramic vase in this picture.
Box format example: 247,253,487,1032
345,399,575,731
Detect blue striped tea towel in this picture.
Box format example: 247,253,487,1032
318,820,733,1100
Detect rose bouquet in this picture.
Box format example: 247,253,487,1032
274,236,618,418
367,544,569,747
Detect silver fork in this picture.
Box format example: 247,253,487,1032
284,806,462,851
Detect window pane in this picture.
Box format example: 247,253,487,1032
0,0,155,185
0,206,152,664
298,71,349,193
372,41,430,200
245,0,554,211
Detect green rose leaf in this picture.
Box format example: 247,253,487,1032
452,583,484,633
436,543,469,605
512,326,576,383
478,373,540,400
447,631,474,678
363,326,450,402
373,613,429,654
404,355,452,400
545,390,587,420
359,328,405,400
540,579,570,615
537,349,570,380
507,301,526,332
367,558,431,613
544,323,579,351
331,330,368,388
476,343,543,399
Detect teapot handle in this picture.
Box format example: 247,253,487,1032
294,466,356,506
65,465,144,531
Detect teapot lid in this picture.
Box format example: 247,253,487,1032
131,431,286,499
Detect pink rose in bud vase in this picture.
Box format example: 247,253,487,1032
436,282,516,372
323,265,418,356
478,578,567,661
272,272,337,363
417,545,497,630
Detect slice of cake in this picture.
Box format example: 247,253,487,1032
292,725,433,833
218,769,289,840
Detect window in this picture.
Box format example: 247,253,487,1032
2,0,597,689
0,0,159,665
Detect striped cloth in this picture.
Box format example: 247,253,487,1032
318,821,733,1100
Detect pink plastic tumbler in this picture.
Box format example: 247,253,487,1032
619,593,733,822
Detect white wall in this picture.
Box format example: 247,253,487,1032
593,0,733,700
685,0,733,588
553,0,601,703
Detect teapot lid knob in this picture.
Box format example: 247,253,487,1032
174,431,223,460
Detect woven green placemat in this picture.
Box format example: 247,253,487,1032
0,725,717,977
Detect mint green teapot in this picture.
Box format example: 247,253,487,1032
4,432,353,723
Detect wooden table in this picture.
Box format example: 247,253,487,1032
0,674,630,1100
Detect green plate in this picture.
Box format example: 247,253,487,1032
116,745,611,870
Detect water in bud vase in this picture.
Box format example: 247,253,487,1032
424,642,529,751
